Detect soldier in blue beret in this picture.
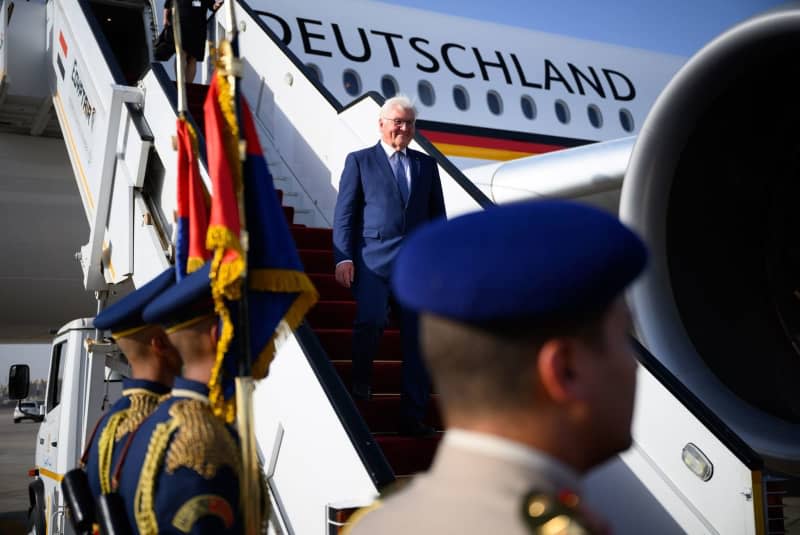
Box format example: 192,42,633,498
83,268,182,506
118,262,243,534
346,199,648,534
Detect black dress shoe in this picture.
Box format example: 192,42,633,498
351,384,372,401
397,419,436,437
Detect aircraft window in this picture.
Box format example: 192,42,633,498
487,91,503,116
418,80,435,107
381,75,398,98
619,108,635,132
521,96,536,120
306,63,323,83
555,100,571,124
587,104,603,128
453,85,469,111
343,69,361,97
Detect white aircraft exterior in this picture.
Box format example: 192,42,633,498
248,0,685,168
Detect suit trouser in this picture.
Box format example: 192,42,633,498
351,263,430,422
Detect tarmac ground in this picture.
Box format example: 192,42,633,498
0,406,39,535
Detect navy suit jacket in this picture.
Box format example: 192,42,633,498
333,142,446,279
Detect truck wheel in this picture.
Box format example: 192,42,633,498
28,479,46,535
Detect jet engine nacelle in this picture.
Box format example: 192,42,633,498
621,6,800,475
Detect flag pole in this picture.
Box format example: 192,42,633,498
220,3,260,533
172,5,186,116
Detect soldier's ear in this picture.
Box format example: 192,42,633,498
150,330,167,354
536,338,578,404
209,320,219,346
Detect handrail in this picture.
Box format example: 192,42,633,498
241,3,342,111
125,102,155,143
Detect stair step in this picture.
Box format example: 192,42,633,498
354,394,441,433
314,328,402,361
376,435,442,476
298,249,334,274
307,301,400,332
290,227,332,250
184,84,208,136
185,83,209,101
280,190,301,205
306,301,356,329
333,360,402,393
309,273,352,301
333,361,437,395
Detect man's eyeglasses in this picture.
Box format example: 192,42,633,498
382,117,415,128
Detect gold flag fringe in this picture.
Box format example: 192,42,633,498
205,66,246,424
248,269,319,379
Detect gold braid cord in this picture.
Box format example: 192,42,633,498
98,411,126,495
339,500,384,535
98,390,161,494
134,400,241,534
135,418,180,535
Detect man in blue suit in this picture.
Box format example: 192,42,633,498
333,95,446,436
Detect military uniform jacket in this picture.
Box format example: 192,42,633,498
85,378,169,499
346,429,585,534
118,377,242,535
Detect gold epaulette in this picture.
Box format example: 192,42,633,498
97,389,161,495
521,490,593,534
116,389,162,440
134,399,242,534
164,399,241,478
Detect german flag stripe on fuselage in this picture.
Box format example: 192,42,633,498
416,120,594,162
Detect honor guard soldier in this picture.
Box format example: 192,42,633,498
75,268,182,518
118,262,242,534
345,200,648,534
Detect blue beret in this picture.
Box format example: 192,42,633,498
93,268,175,336
142,262,214,328
392,200,647,326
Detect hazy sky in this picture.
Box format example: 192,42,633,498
1,345,51,382
381,0,786,56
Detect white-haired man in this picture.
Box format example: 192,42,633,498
333,95,446,435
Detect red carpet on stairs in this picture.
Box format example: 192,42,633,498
293,223,443,477
184,82,442,478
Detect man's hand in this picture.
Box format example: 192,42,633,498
335,262,355,288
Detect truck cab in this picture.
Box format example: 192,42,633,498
9,318,123,535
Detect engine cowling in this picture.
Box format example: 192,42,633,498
621,6,800,475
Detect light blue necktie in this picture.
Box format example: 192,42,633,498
393,151,409,205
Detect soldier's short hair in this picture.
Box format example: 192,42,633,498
420,310,608,413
